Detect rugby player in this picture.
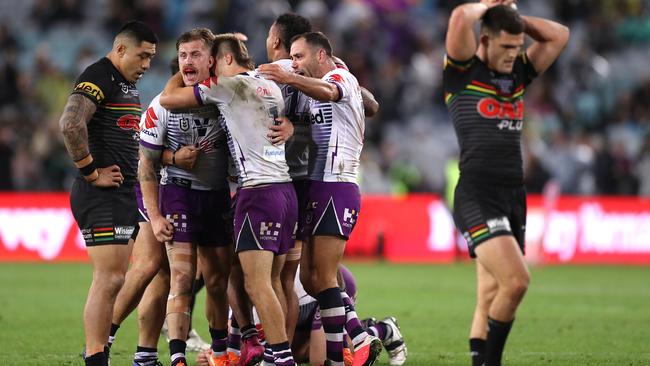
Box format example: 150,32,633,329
160,33,299,366
444,1,568,365
59,21,157,366
139,28,234,366
258,32,381,366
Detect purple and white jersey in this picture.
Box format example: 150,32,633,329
194,71,291,187
270,59,312,180
309,68,364,184
139,94,228,190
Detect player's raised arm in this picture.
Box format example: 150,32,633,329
446,1,501,61
523,15,570,74
159,71,200,109
259,62,340,102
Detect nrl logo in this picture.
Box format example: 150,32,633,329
180,117,190,132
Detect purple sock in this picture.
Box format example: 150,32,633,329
318,287,345,364
340,291,370,348
209,328,228,356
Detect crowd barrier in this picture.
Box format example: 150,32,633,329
1,192,650,264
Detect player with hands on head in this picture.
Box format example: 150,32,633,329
444,1,568,365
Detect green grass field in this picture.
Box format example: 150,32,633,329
1,262,649,365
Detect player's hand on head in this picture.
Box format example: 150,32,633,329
268,117,294,145
174,145,200,170
92,165,124,188
151,215,174,243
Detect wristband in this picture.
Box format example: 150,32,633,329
79,160,97,177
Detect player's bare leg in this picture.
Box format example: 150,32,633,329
198,245,233,362
240,250,295,365
282,241,302,342
133,264,170,366
84,241,133,358
469,260,498,366
272,253,289,329
474,236,530,366
166,241,197,366
112,222,164,330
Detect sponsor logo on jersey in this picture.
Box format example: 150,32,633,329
311,108,331,125
477,98,524,120
74,81,104,103
256,86,271,97
144,107,158,129
263,145,285,162
117,114,141,131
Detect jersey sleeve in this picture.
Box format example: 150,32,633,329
193,76,235,106
514,52,538,87
324,69,349,103
139,97,167,151
71,62,112,105
443,54,475,96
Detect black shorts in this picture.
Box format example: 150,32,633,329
453,179,526,258
292,179,310,242
70,178,139,246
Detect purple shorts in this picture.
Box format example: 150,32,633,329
234,183,297,254
160,184,232,246
301,181,360,240
134,183,150,223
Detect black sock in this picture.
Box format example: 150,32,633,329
85,351,107,366
169,338,187,365
470,338,486,366
485,317,514,366
241,324,258,340
108,323,120,347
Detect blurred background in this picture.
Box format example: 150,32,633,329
2,0,650,196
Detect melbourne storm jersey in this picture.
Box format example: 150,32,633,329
309,68,364,184
271,59,312,179
194,71,291,187
71,57,141,185
139,94,228,190
443,53,537,186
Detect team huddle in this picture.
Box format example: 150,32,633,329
59,2,568,366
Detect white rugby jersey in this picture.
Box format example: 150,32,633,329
139,94,229,190
309,68,365,183
194,71,291,187
269,59,312,179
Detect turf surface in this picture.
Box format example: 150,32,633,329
1,262,649,365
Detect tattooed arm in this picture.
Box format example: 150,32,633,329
138,146,173,242
59,94,123,187
59,94,95,162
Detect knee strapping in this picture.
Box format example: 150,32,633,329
286,247,301,261
166,292,192,316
